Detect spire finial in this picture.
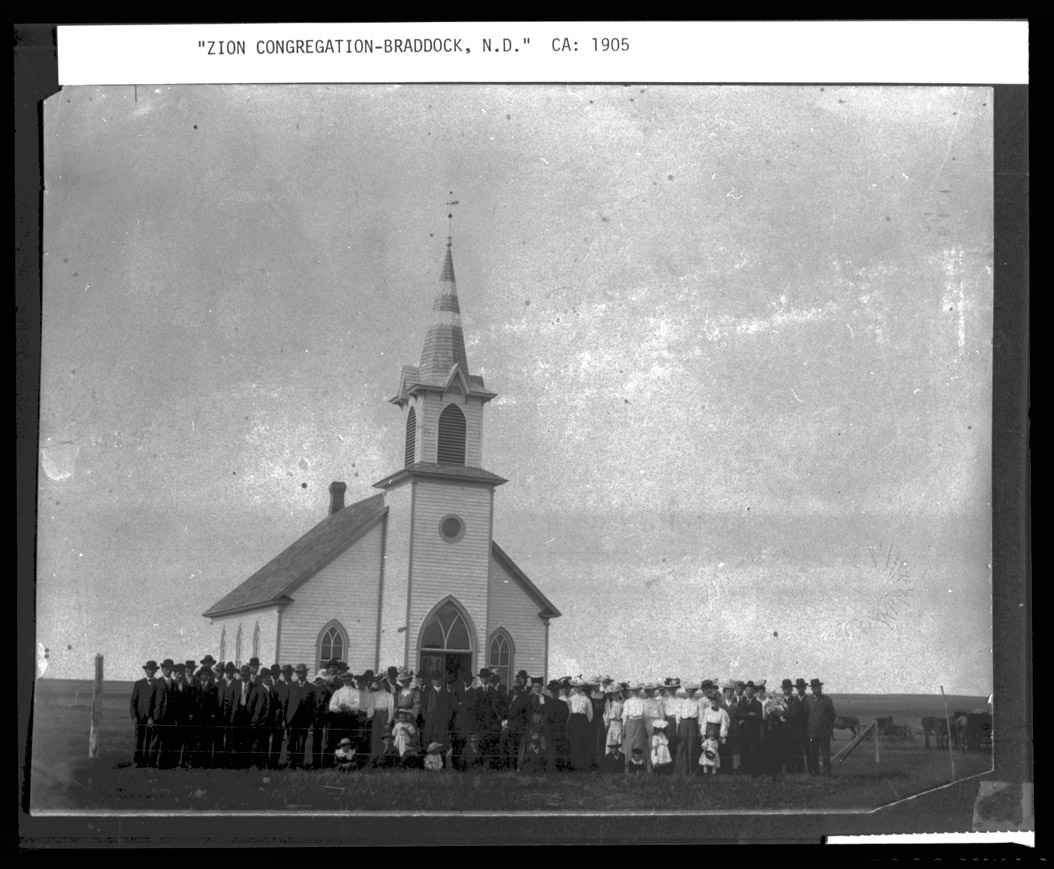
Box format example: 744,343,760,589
446,192,458,247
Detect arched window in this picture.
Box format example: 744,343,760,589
252,622,260,659
418,598,473,684
488,628,514,687
219,626,227,662
316,620,348,673
405,407,416,467
437,404,466,465
235,625,243,666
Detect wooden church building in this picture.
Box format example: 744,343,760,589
203,238,560,684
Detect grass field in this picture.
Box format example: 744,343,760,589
26,679,993,813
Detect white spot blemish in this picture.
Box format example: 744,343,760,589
791,388,804,403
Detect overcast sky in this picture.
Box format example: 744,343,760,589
38,85,993,693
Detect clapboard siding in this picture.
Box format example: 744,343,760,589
407,482,493,669
378,483,413,667
279,520,384,675
211,608,280,667
488,554,547,678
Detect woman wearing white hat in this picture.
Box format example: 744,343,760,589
620,683,648,772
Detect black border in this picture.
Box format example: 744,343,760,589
16,24,1030,849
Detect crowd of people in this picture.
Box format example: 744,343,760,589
130,657,838,776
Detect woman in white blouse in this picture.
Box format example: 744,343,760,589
566,682,594,770
621,683,648,771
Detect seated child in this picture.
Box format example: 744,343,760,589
628,747,647,774
519,733,546,773
423,741,445,771
462,732,485,771
601,746,626,774
334,738,358,772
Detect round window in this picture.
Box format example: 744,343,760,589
439,514,465,543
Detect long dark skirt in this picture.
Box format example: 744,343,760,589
370,709,390,759
674,718,699,775
567,712,592,771
622,718,647,771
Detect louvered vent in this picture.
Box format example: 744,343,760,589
405,407,417,467
437,404,466,465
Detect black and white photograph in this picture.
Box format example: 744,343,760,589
20,61,1027,843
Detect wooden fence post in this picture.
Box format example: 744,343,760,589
89,654,103,758
940,685,956,781
874,718,880,763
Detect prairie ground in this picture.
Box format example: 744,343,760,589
26,680,992,813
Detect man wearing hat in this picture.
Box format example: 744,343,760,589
167,663,194,769
247,656,262,684
147,659,179,768
245,667,272,767
194,661,220,768
228,664,255,768
734,681,763,776
130,660,164,768
217,662,238,767
284,663,315,769
450,669,479,771
420,670,454,763
267,665,288,769
309,668,334,770
804,678,836,776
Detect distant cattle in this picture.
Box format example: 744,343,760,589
833,716,859,737
875,716,894,733
921,716,949,749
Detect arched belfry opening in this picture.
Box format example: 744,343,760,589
405,406,417,467
437,403,466,465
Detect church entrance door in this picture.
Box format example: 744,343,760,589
418,600,473,683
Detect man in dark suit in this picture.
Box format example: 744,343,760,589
218,662,240,768
167,663,193,768
268,664,288,769
130,660,162,767
310,670,334,769
149,659,176,767
804,678,836,776
734,681,764,777
420,671,454,756
285,663,315,769
194,661,220,768
503,675,533,770
248,669,274,768
451,670,478,770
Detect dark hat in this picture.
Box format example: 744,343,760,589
200,655,216,666
270,664,281,675
294,663,309,674
516,669,529,680
430,670,443,681
184,660,196,669
795,678,808,689
281,664,293,674
781,678,794,690
700,679,715,690
340,671,356,682
735,680,745,688
360,669,375,681
198,666,214,678
547,680,560,692
478,668,491,679
386,666,399,679
338,738,352,747
446,673,458,684
744,681,756,690
161,659,175,669
809,678,823,688
143,660,158,671
240,665,251,676
224,662,236,674
173,663,186,673
248,657,261,667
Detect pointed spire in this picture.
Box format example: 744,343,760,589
419,238,468,378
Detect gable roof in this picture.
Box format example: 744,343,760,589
202,493,387,618
491,541,562,619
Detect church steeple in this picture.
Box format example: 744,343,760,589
389,223,497,472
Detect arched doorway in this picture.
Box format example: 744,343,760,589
417,598,473,684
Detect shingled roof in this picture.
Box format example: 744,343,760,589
202,493,387,618
373,462,508,490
